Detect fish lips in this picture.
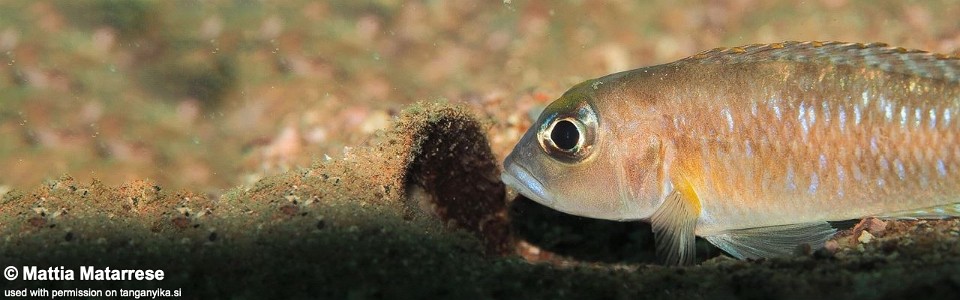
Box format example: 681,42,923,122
501,161,554,206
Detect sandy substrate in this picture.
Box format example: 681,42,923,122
2,102,959,299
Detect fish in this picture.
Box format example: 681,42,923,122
500,41,960,265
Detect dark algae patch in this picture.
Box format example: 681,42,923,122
1,102,959,299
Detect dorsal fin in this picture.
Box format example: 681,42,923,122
679,41,960,82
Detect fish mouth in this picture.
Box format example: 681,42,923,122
500,162,554,206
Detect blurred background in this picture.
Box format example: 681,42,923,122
1,0,958,193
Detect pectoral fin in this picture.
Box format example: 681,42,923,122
703,222,836,260
650,186,701,266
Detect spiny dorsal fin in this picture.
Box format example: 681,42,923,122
679,41,960,83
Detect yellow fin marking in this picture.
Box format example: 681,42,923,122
673,176,702,213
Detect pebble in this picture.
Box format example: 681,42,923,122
858,231,875,244
863,218,888,235
360,110,391,134
822,240,840,253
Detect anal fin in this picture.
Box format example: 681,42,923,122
874,203,960,220
703,222,836,260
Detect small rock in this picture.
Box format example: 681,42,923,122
822,240,840,253
858,230,874,244
171,216,191,229
360,110,391,134
315,219,326,230
863,218,888,235
27,216,47,228
279,204,299,216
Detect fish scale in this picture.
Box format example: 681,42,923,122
501,41,960,264
680,43,960,227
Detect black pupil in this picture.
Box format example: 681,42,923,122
550,120,580,151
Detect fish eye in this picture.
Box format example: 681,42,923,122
550,119,581,151
537,103,598,163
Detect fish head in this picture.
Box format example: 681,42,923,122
502,79,667,220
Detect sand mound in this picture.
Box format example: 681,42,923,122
0,102,515,297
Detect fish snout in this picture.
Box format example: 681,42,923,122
501,162,554,206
